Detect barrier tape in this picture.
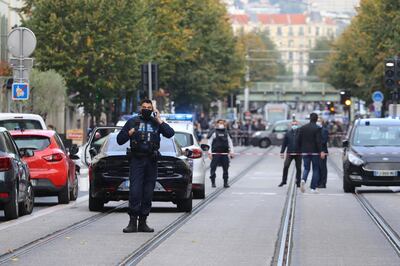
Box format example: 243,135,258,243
207,151,400,156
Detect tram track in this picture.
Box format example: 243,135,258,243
271,167,297,266
0,146,266,265
328,157,400,257
118,147,272,266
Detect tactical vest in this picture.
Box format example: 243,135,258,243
129,116,160,155
212,129,229,153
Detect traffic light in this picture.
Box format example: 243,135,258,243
384,59,396,90
328,102,335,114
340,90,351,106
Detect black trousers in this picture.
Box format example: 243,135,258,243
128,156,157,217
281,154,302,185
210,155,229,180
319,156,328,186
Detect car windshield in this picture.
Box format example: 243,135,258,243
174,132,194,147
0,120,43,130
102,133,176,154
352,125,400,146
13,136,51,150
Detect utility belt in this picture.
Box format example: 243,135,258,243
126,147,160,161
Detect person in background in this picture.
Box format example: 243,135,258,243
279,120,302,187
318,118,329,188
208,119,234,188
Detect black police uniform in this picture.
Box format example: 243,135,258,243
117,113,174,232
279,128,302,187
209,128,233,188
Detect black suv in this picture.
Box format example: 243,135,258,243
0,128,34,220
342,118,400,192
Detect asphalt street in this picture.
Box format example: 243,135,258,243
0,146,399,265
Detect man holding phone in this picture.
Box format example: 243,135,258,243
117,99,174,233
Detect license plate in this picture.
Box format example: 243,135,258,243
119,181,165,192
373,171,397,177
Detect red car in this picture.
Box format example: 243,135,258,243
10,130,79,204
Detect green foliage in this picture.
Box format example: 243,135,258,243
322,0,400,100
307,37,333,77
23,0,247,113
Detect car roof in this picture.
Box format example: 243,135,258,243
355,118,400,126
0,127,8,133
169,122,194,133
9,129,56,137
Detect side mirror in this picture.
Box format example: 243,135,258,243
20,148,34,157
69,144,79,156
184,149,193,158
89,147,98,158
200,144,210,151
342,140,349,148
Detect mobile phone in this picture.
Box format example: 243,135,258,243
152,112,157,117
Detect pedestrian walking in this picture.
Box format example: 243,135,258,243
298,113,325,193
117,99,175,233
279,120,302,187
318,118,329,188
208,119,234,188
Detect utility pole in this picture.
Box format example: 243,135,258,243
244,54,250,112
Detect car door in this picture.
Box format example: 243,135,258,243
83,127,121,167
54,133,75,184
5,132,28,199
270,122,289,145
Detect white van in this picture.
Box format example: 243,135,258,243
0,113,47,130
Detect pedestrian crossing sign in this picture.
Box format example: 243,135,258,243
12,83,29,100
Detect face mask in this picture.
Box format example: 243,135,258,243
217,124,225,129
141,109,153,120
292,125,299,130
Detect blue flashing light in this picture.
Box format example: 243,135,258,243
160,113,193,122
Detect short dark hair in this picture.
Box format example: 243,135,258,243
310,113,318,122
216,119,225,123
140,99,153,106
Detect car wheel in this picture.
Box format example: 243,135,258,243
69,173,79,201
4,183,19,220
89,184,104,212
259,138,271,149
193,188,205,199
177,193,193,212
19,182,34,215
58,178,70,204
343,174,355,193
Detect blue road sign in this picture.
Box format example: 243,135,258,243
12,83,29,100
372,91,384,102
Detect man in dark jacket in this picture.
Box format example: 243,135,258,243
298,113,325,193
117,99,175,233
279,120,302,187
318,118,329,188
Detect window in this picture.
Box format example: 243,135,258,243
0,132,16,154
13,136,51,151
289,52,293,60
54,134,67,153
174,132,194,148
288,40,294,47
0,120,43,130
299,27,304,36
316,27,320,36
277,27,282,36
288,27,293,36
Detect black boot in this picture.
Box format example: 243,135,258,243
278,182,286,187
223,179,230,188
138,216,154,233
211,179,216,188
123,215,137,233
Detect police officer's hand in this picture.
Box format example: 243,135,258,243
128,128,135,136
280,153,284,159
320,152,326,159
153,108,163,124
229,152,235,159
208,153,212,160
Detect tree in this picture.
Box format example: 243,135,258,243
307,37,334,78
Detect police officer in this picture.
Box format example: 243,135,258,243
318,118,329,188
208,119,234,188
117,99,174,233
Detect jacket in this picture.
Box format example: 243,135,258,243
298,122,322,154
321,126,329,153
280,128,300,154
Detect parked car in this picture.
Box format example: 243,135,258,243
10,130,79,204
0,127,34,220
161,114,207,199
0,113,47,130
86,128,194,212
251,119,308,148
342,118,400,192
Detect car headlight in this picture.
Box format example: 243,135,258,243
252,131,262,137
348,152,364,166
